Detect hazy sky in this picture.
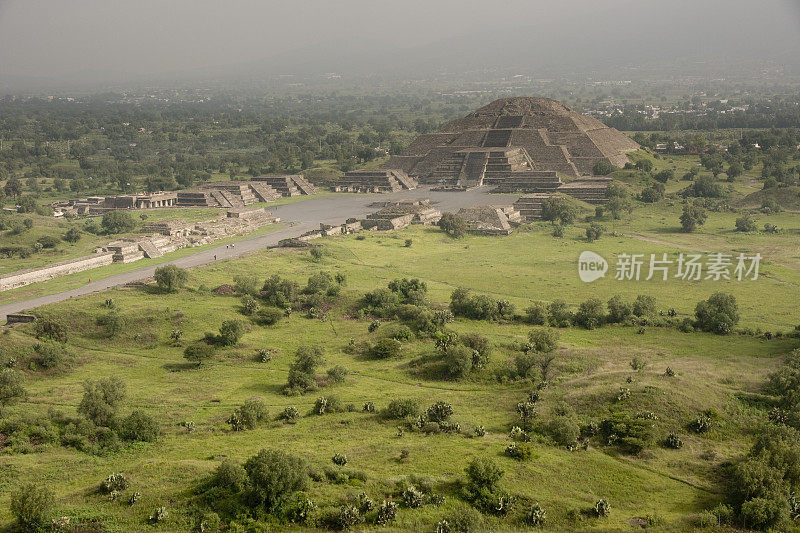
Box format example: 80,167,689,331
1,0,799,89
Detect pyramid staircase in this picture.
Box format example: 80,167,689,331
514,194,552,221
254,175,319,196
483,129,513,148
137,240,163,259
249,182,282,202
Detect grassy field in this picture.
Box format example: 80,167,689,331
1,213,798,531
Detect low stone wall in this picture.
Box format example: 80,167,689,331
0,252,114,292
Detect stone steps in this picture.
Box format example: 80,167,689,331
138,240,163,259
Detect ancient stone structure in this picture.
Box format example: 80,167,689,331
384,97,638,187
365,199,441,225
0,208,279,292
333,169,418,193
253,175,318,196
513,194,553,221
456,205,520,235
53,192,178,215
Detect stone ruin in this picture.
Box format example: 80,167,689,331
253,175,318,196
364,199,442,225
456,205,521,235
0,207,279,292
333,169,418,193
383,97,638,188
512,177,614,221
53,191,178,216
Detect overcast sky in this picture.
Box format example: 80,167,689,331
1,0,799,90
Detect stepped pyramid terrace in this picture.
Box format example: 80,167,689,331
333,169,418,193
384,97,638,188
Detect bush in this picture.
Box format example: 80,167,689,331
100,473,129,494
0,368,26,410
313,395,343,415
465,457,504,493
261,275,300,309
101,210,136,234
664,433,683,449
680,202,707,232
280,406,300,423
33,341,68,369
735,214,758,232
527,328,559,353
120,410,159,442
255,306,284,326
286,345,325,394
547,416,580,446
304,272,334,294
461,333,490,368
384,398,419,419
218,319,244,346
541,194,579,225
368,338,401,359
639,183,665,203
574,298,605,329
376,500,398,525
78,377,126,427
213,459,248,491
233,275,260,297
332,453,348,466
547,300,572,327
96,311,124,338
36,235,60,248
525,502,547,527
184,342,215,365
154,264,188,292
10,483,54,531
388,278,428,305
632,295,657,317
438,212,467,238
594,499,611,517
64,226,82,243
695,292,739,334
585,222,604,242
326,365,348,384
240,295,259,315
504,441,532,460
33,317,68,343
592,160,614,175
227,397,269,431
524,302,548,325
426,401,454,423
244,449,309,511
449,288,498,321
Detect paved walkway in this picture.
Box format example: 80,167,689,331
0,187,518,320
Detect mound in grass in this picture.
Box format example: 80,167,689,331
736,186,800,211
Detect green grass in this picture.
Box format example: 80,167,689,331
1,216,798,531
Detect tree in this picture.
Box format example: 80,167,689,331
0,368,26,412
653,169,674,183
101,210,136,234
154,265,188,292
592,160,614,176
184,342,215,365
541,194,579,226
635,159,654,172
735,215,758,232
63,226,82,243
120,410,160,442
4,177,22,199
228,398,269,431
438,212,466,238
575,298,605,329
286,345,325,393
695,292,739,334
607,295,633,323
78,377,126,427
368,338,402,359
727,161,743,180
632,295,657,317
10,483,54,532
586,222,604,242
244,449,309,512
465,457,504,493
218,320,244,347
680,203,707,233
528,328,559,353
639,183,664,203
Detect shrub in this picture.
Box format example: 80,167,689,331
680,202,707,232
630,356,647,372
213,459,248,491
33,317,68,343
149,507,168,523
280,406,300,423
326,365,348,384
740,497,788,531
0,368,26,410
100,472,129,494
388,278,428,305
594,499,611,517
443,344,473,379
78,377,126,427
735,214,758,232
547,416,580,446
120,410,159,442
244,449,309,511
154,264,188,292
240,295,259,315
368,338,401,359
504,441,532,460
261,275,300,309
547,300,572,327
228,397,269,431
233,275,260,296
402,486,425,508
461,333,490,367
639,183,665,203
384,398,419,419
101,210,136,234
438,212,467,238
255,306,284,326
541,194,579,225
689,415,713,434
632,294,657,317
695,292,739,334
335,504,361,529
303,272,334,295
96,311,124,338
36,235,60,248
585,222,605,242
426,401,454,423
524,302,548,325
184,342,215,365
592,160,614,175
654,169,674,183
606,295,633,323
313,395,343,415
286,345,325,394
10,483,54,531
599,413,654,454
527,328,559,353
664,433,683,449
33,341,68,369
64,226,81,243
218,319,244,346
391,325,414,342
363,401,375,413
525,502,547,527
574,298,605,329
449,288,498,321
332,453,348,466
376,500,398,525
465,457,503,493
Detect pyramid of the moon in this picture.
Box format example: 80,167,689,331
383,97,639,189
